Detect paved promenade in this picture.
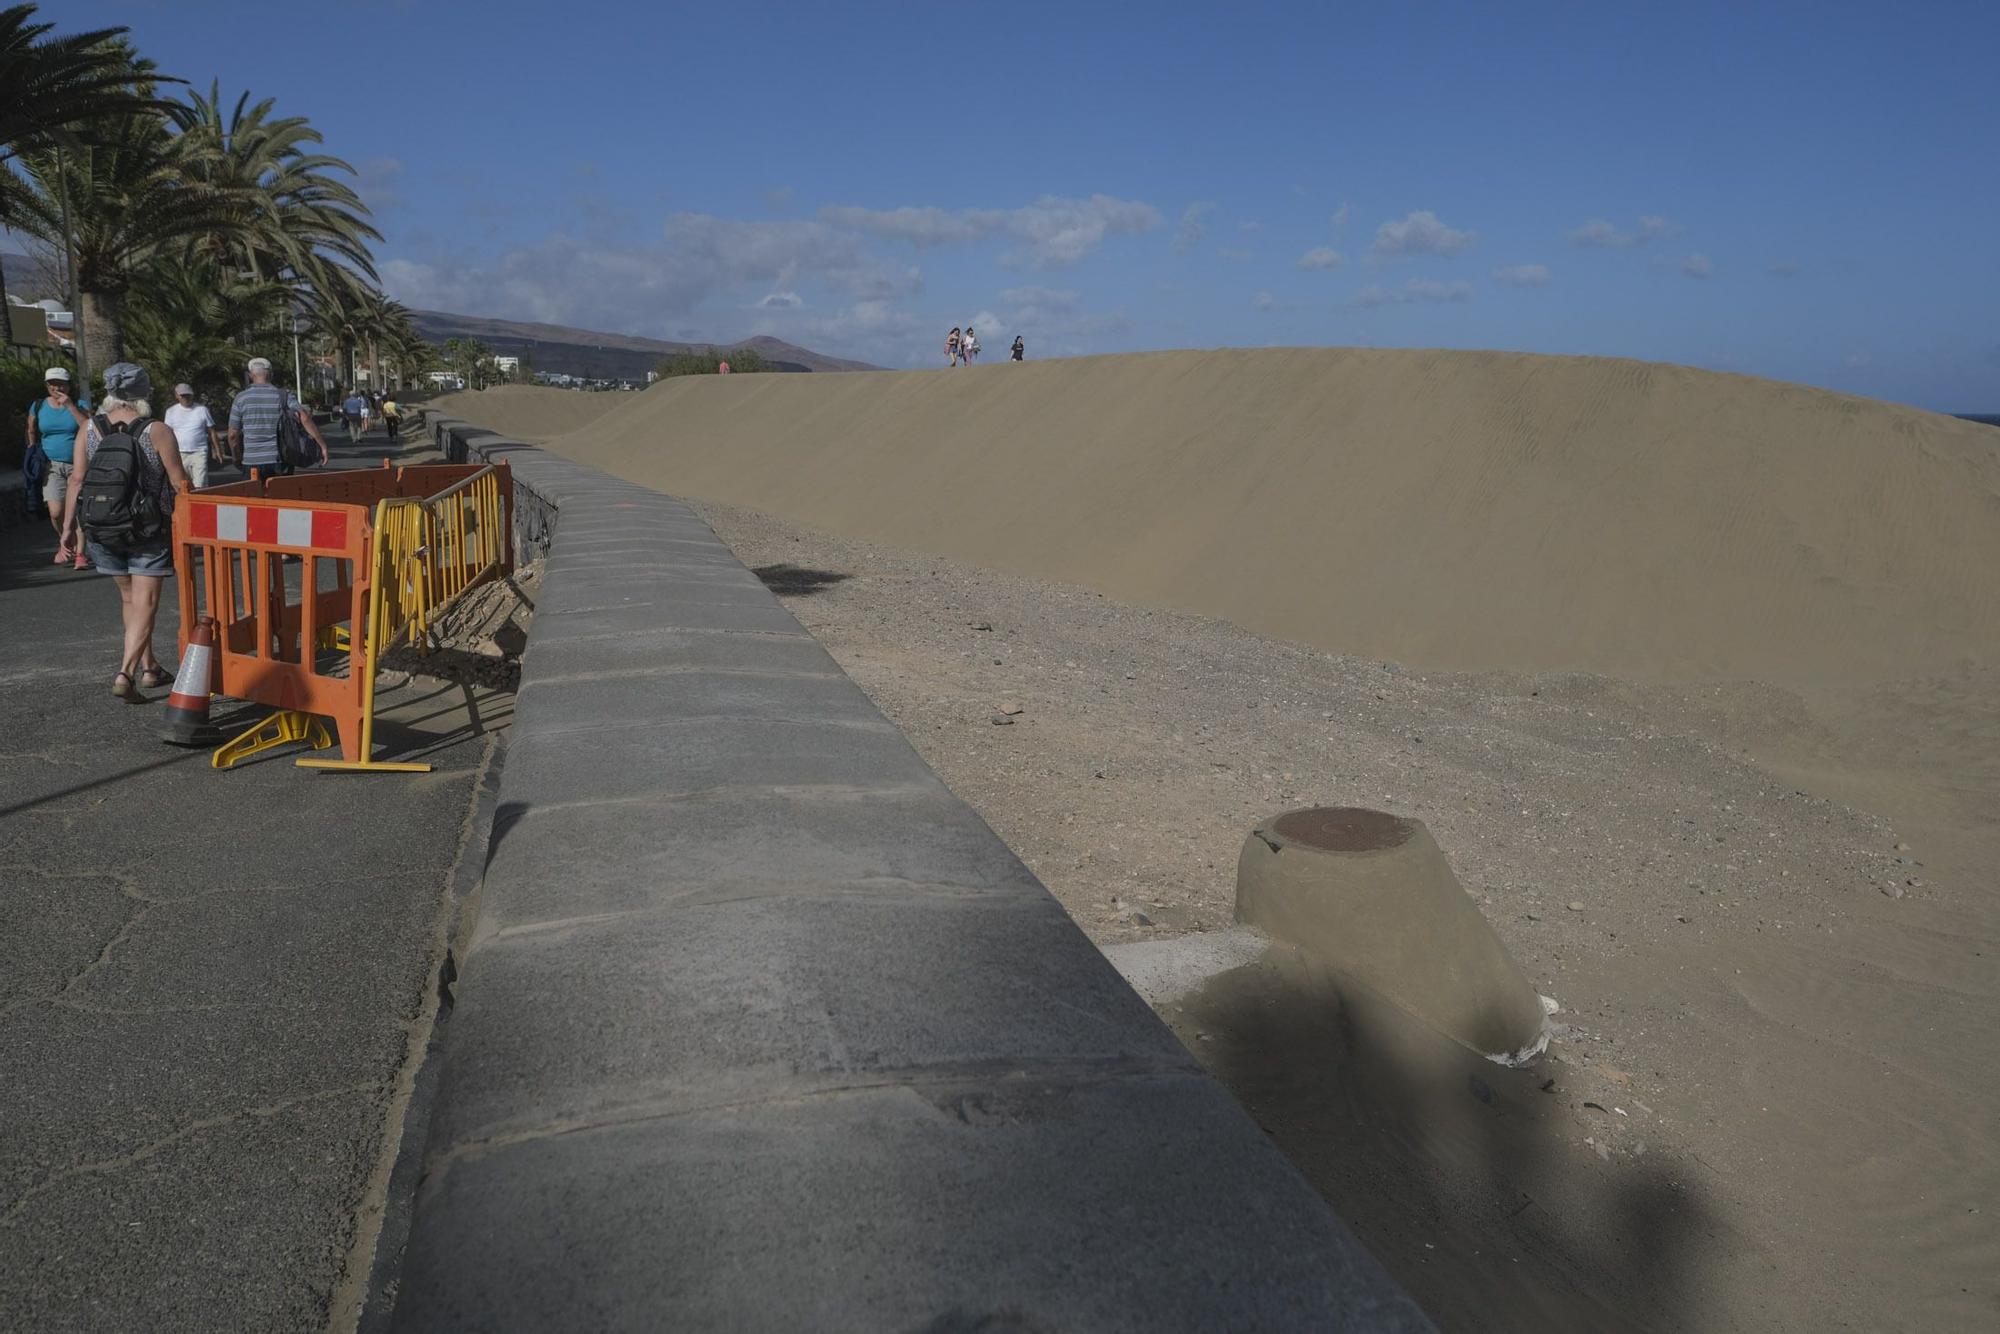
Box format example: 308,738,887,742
0,430,504,1330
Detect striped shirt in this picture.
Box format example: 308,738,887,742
227,384,300,467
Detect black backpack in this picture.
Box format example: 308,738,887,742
79,415,165,551
276,395,318,472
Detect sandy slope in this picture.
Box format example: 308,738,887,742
540,348,2000,686
425,384,627,443
438,353,2000,1328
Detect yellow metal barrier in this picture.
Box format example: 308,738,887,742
297,463,513,773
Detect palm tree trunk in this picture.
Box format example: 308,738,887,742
78,289,125,372
368,337,379,393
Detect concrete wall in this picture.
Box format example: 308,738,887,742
386,413,1431,1331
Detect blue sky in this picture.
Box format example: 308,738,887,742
55,0,2000,407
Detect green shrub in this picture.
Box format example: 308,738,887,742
651,346,774,380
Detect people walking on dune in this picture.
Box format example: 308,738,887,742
164,384,222,490
1011,335,1025,362
229,357,328,478
26,367,92,568
59,362,190,701
946,327,962,367
963,327,980,362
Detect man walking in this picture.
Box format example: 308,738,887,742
341,389,368,445
164,384,222,490
380,393,402,442
229,357,328,478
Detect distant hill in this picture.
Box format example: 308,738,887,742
407,309,880,380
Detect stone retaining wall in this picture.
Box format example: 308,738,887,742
384,411,1430,1331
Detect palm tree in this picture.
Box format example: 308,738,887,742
172,83,380,287
0,5,179,325
13,103,245,364
122,257,286,402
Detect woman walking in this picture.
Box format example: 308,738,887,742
26,367,92,568
946,327,962,367
962,326,980,363
59,363,191,700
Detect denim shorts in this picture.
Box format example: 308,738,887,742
86,540,174,576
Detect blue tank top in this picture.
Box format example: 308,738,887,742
35,397,87,464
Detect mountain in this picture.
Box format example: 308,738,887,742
407,309,880,379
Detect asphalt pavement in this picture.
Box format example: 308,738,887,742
0,424,507,1330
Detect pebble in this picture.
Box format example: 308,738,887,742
1881,883,1905,899
989,713,1015,726
1566,901,1585,912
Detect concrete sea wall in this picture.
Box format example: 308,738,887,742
385,412,1429,1330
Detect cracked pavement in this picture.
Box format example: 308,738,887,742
0,439,507,1332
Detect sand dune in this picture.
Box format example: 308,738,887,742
530,349,2000,685
426,383,628,444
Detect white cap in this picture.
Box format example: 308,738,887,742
175,382,194,395
44,367,69,382
246,357,272,373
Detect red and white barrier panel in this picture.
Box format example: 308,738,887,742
188,501,350,553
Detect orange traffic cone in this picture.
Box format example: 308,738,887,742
160,618,220,746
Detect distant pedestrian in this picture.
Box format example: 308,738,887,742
164,384,222,490
962,327,980,362
26,366,92,568
341,389,368,445
1011,335,1025,362
381,393,401,442
946,327,962,367
229,357,328,478
59,362,191,700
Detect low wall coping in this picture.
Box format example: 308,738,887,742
385,411,1430,1331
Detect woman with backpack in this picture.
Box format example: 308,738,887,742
58,363,192,701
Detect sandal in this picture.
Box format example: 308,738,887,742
111,672,139,701
139,667,173,689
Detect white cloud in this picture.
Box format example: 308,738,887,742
1491,263,1552,287
998,285,1078,311
380,214,922,341
1252,291,1279,311
1174,201,1215,255
993,285,1126,341
1296,247,1345,271
757,291,803,308
1569,215,1676,249
761,185,794,209
1331,202,1350,228
1681,253,1714,279
355,157,407,214
819,194,1163,269
1351,278,1473,309
1239,219,1264,233
1369,210,1475,260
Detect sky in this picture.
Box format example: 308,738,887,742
51,0,2000,408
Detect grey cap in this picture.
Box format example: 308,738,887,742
44,367,69,382
246,357,273,373
175,383,195,395
102,362,153,400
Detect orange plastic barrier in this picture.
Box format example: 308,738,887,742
171,461,514,772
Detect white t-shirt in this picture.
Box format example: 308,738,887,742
164,403,215,455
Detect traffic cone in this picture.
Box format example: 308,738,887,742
160,618,220,747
